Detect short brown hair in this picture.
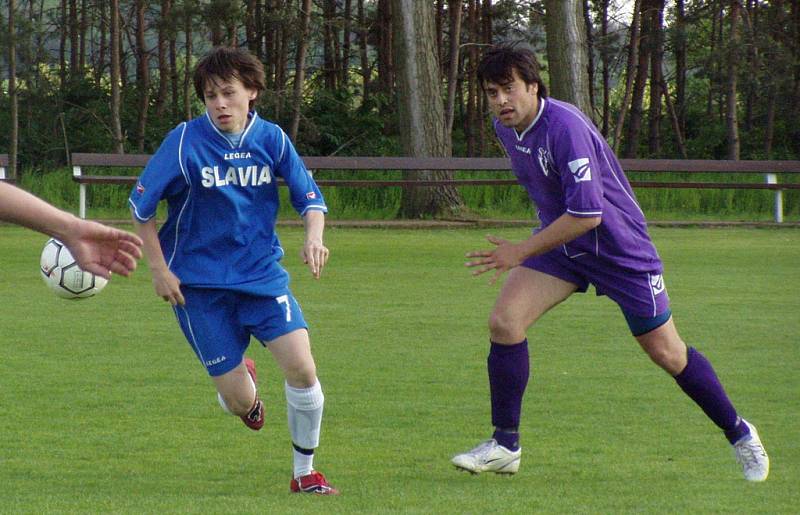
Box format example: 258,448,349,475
193,47,266,109
477,45,548,99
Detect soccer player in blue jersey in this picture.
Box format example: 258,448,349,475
129,47,337,495
451,45,769,482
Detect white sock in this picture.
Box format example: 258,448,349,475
293,448,314,479
285,379,324,451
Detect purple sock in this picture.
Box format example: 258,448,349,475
492,429,520,451
488,340,529,439
674,347,749,444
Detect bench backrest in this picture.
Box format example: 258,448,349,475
71,153,800,174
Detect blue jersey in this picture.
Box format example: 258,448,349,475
129,112,327,296
494,98,662,273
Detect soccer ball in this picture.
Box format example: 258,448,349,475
40,238,108,299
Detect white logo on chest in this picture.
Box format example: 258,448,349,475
224,152,252,160
537,148,552,177
200,165,273,187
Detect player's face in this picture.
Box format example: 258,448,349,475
203,76,258,134
484,70,540,132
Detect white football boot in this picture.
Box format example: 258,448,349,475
733,420,769,481
452,439,521,474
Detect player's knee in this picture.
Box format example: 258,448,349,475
284,361,317,388
643,342,686,375
217,391,254,416
488,311,525,342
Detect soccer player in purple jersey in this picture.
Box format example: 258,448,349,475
129,47,337,494
450,45,769,482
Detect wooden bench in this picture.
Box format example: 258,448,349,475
0,154,8,181
71,153,800,222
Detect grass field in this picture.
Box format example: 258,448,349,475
0,225,798,513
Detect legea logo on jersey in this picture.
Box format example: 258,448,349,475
650,274,665,295
200,165,273,188
537,148,552,177
515,145,532,155
568,158,592,182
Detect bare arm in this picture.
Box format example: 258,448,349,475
0,182,142,278
300,209,329,279
131,214,185,305
466,212,602,284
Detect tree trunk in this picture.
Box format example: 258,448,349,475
393,0,463,218
376,0,394,107
156,0,172,118
357,0,371,106
59,0,67,85
674,0,686,134
111,0,123,153
183,1,194,121
290,0,313,141
444,0,462,137
96,0,107,86
623,0,653,158
8,0,18,177
612,0,640,153
342,0,352,87
69,0,78,77
323,0,338,90
647,0,665,156
544,0,592,116
135,0,149,152
582,0,596,118
599,0,610,136
725,0,741,160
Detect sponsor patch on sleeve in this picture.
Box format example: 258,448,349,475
305,191,317,200
136,182,145,194
568,158,592,182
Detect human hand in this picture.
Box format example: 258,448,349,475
465,234,525,284
150,267,185,306
61,220,144,279
301,238,329,279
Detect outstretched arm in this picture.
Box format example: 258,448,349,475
0,182,143,278
466,213,601,284
300,209,329,280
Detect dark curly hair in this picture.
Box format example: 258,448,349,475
193,47,266,109
477,44,548,99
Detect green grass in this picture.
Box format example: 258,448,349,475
0,226,798,513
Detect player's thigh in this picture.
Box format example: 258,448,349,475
265,329,317,388
174,287,249,377
493,266,578,329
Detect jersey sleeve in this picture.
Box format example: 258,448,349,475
128,123,188,222
272,128,328,216
550,119,604,218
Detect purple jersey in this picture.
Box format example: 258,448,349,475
494,98,662,273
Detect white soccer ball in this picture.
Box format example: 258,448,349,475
40,238,108,299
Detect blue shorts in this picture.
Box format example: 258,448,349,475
522,248,670,324
173,287,308,376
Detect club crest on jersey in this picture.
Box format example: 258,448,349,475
200,165,273,188
568,158,592,182
537,147,553,177
650,274,665,295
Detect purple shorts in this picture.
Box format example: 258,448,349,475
522,248,670,318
